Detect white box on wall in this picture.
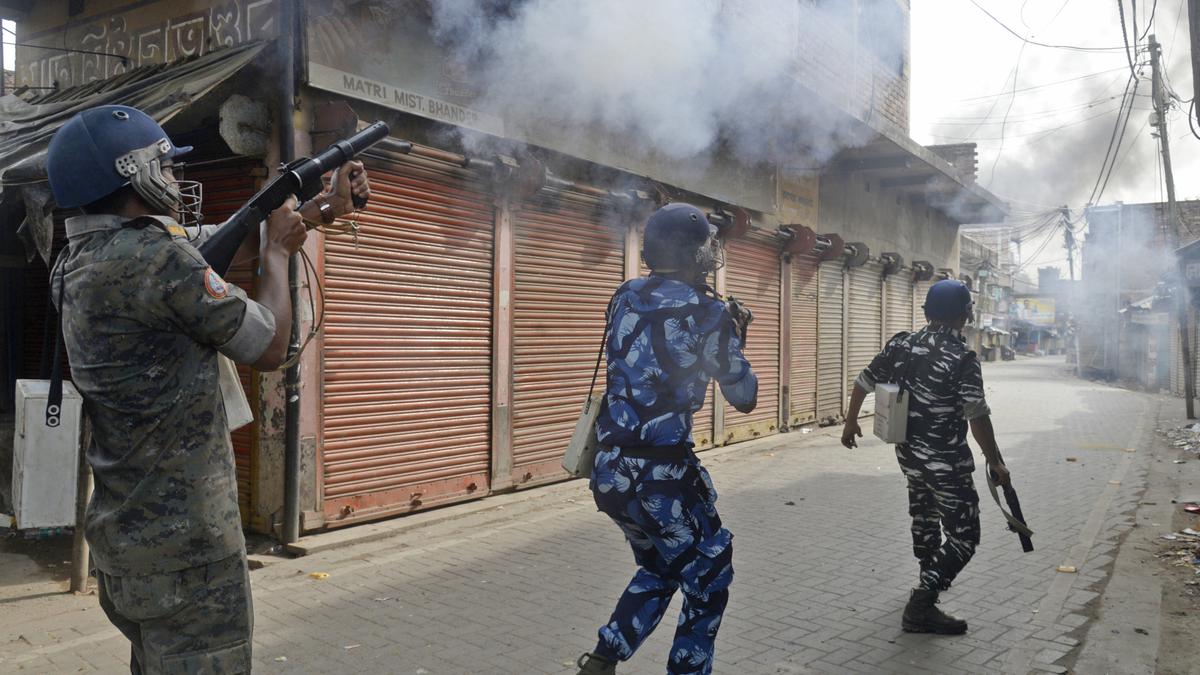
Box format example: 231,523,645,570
13,379,82,530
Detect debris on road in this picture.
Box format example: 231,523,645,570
1057,565,1078,573
308,571,330,580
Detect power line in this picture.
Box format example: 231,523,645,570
927,104,1144,141
952,67,1130,101
930,93,1132,123
1138,0,1160,39
987,41,1026,181
1118,0,1140,78
968,0,1138,52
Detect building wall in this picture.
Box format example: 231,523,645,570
817,168,960,270
796,0,911,132
13,0,279,88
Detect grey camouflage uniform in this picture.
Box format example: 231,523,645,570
856,325,991,592
53,214,274,674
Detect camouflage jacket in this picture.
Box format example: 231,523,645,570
596,275,757,449
856,325,991,477
53,214,275,576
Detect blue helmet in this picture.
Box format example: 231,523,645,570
923,279,974,321
47,104,193,210
642,202,721,273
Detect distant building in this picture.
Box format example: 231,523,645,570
1079,201,1200,392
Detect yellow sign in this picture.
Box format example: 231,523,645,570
1014,297,1055,326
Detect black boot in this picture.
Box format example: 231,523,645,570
576,652,616,675
902,588,968,635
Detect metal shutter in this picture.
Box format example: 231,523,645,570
914,279,934,330
817,261,845,421
847,261,884,416
885,272,915,340
723,234,782,443
790,254,819,426
511,190,625,487
187,159,264,525
322,153,495,523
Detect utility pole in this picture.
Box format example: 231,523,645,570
1061,206,1076,281
1151,34,1195,418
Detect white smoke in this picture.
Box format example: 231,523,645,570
428,0,905,166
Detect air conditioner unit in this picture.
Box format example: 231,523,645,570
12,379,82,530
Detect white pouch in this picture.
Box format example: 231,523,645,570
873,383,909,443
218,354,254,431
561,394,603,478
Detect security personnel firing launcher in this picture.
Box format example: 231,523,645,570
45,105,369,673
841,279,1012,636
577,204,758,675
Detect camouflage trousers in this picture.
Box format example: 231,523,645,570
901,466,981,592
96,552,252,674
590,448,734,675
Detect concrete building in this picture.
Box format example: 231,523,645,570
0,0,1006,533
1079,200,1200,392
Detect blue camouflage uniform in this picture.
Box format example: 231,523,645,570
855,325,991,592
590,274,757,675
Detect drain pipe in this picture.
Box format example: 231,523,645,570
279,0,302,545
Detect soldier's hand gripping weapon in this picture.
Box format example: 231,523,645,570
198,121,390,276
986,448,1034,552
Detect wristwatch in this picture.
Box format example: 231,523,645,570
314,193,336,225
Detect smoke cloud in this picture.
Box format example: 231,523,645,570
428,0,906,167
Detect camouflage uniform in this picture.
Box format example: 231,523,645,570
855,325,990,592
53,214,275,674
590,275,757,675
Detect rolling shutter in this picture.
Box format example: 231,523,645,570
847,261,884,416
790,254,819,426
188,159,264,525
885,272,914,340
817,261,845,421
723,234,782,443
511,190,625,487
322,152,495,523
914,279,934,330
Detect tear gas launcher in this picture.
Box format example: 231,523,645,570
987,448,1034,553
198,121,390,276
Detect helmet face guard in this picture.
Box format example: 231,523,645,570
114,138,203,226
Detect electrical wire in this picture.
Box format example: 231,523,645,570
969,0,1138,51
952,67,1129,102
929,93,1131,123
1086,73,1140,205
926,104,1144,141
1118,0,1139,79
1139,0,1159,39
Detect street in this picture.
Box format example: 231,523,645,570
2,355,1195,674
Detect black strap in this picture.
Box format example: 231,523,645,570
618,443,693,461
587,289,621,396
46,247,67,428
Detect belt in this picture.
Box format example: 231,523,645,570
617,443,693,461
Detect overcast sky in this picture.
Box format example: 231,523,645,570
911,0,1198,277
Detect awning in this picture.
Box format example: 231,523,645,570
0,41,267,265
828,121,1008,225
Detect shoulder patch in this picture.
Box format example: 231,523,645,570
204,267,229,299
165,224,187,238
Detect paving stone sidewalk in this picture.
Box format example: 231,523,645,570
0,356,1166,674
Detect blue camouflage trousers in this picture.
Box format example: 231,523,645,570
590,447,734,675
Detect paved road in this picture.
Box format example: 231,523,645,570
0,356,1167,673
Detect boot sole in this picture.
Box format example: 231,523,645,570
902,621,968,635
